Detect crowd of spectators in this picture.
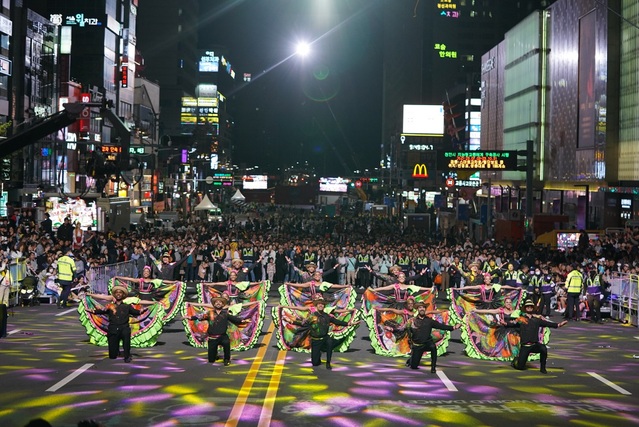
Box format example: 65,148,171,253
2,204,639,306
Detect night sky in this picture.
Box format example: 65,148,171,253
197,0,384,177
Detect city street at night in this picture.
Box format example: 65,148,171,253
1,291,638,427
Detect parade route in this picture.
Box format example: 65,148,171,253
1,293,638,427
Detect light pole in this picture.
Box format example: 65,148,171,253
574,184,590,229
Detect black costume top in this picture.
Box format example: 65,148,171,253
306,311,349,339
94,303,142,329
506,315,559,344
409,315,454,345
192,309,243,337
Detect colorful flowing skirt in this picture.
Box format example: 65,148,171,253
197,281,271,305
272,306,360,353
181,301,265,351
109,278,185,324
78,296,166,347
278,282,356,310
460,311,550,361
447,287,525,325
361,287,437,316
366,309,451,358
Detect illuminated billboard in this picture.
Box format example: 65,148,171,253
242,175,268,190
199,51,219,72
402,105,444,136
319,177,348,193
181,97,219,130
438,150,518,170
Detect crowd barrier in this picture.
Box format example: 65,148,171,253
608,272,639,326
86,260,138,295
7,260,27,306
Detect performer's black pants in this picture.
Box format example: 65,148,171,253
311,335,334,366
410,340,437,369
513,342,547,370
107,325,131,359
208,334,231,362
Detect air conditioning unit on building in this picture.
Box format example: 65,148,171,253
509,210,522,221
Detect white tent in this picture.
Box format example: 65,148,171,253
231,189,247,208
194,194,218,211
230,189,245,202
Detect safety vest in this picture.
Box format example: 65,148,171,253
356,254,370,268
541,275,555,294
415,257,429,268
503,270,522,286
566,270,583,293
529,274,542,288
586,275,601,295
242,248,254,262
398,256,410,268
57,255,76,281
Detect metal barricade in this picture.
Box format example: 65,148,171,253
9,260,27,306
608,272,639,326
86,260,138,295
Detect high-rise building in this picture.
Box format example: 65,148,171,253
2,0,137,206
137,0,199,140
380,0,557,197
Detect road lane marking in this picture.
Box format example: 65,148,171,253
56,308,76,317
46,363,94,392
437,370,458,391
225,321,276,427
587,372,631,395
257,350,287,427
8,329,21,335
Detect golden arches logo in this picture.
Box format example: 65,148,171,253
412,163,429,178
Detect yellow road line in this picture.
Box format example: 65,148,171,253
225,321,275,427
257,350,287,427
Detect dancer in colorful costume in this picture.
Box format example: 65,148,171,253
182,292,264,352
113,265,185,323
459,296,549,361
448,272,524,325
503,299,567,373
183,294,250,365
361,271,437,316
197,269,270,305
273,295,360,363
278,269,355,310
367,295,451,358
79,284,165,350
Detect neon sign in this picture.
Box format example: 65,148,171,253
434,43,457,59
438,150,518,170
440,10,460,18
437,0,458,9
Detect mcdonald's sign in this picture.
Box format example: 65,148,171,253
412,163,429,178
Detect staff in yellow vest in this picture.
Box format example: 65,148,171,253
56,250,77,309
565,264,584,321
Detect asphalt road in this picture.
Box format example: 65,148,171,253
1,291,638,427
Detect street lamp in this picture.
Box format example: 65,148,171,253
295,41,311,57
